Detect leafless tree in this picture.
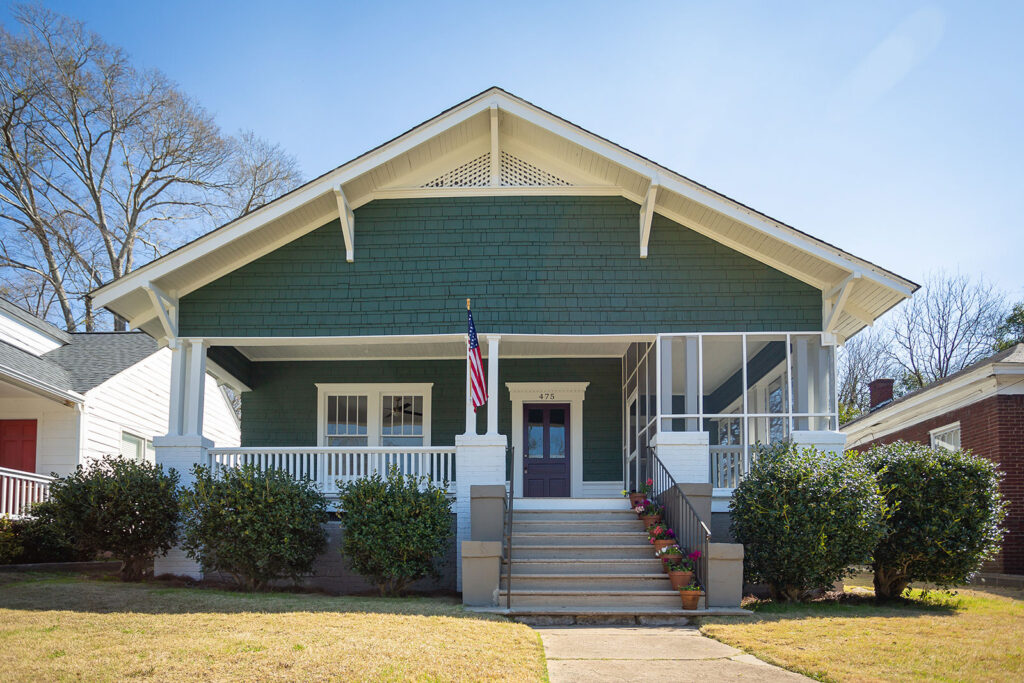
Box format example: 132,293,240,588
0,5,302,331
889,270,1007,391
837,327,894,423
220,130,301,219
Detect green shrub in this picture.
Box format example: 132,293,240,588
864,441,1007,600
45,456,180,580
180,464,329,590
731,442,887,601
0,516,21,563
8,500,83,564
337,466,453,596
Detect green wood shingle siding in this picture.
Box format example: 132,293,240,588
179,196,821,337
240,357,622,481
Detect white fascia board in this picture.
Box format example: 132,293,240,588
841,368,999,446
0,365,85,405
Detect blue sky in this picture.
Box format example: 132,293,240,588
5,1,1023,300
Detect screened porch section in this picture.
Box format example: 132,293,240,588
623,333,838,491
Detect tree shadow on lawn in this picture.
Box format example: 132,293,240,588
732,589,967,622
0,571,505,622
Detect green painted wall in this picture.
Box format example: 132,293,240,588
241,357,622,481
180,196,821,336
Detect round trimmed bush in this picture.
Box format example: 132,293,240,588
7,500,84,564
337,466,453,596
44,456,180,579
180,464,329,590
731,442,887,601
864,441,1006,600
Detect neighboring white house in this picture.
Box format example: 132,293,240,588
0,299,239,478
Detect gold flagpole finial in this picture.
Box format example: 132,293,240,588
466,298,471,311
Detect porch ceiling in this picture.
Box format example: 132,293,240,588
213,334,650,362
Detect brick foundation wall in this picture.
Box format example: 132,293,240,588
854,395,1024,574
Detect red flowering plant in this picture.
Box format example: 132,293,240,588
647,524,675,542
668,549,699,572
641,478,653,496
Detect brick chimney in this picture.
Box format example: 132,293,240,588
869,378,895,411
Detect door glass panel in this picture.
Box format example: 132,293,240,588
527,409,544,458
549,408,566,458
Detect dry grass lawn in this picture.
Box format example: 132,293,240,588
0,572,548,682
701,574,1024,682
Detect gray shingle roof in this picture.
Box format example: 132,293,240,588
0,340,72,392
41,333,157,392
0,299,71,343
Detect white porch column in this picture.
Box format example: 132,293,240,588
184,338,207,437
154,337,211,579
486,335,500,435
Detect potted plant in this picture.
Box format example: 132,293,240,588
679,581,703,610
639,500,663,528
623,489,646,507
647,524,676,554
666,550,699,589
657,544,682,573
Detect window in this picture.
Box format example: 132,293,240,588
930,423,961,451
121,432,154,463
317,384,432,447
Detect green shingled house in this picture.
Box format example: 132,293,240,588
91,88,916,605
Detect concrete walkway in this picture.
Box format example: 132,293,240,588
536,625,808,682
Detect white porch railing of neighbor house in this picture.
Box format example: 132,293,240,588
0,467,53,519
709,446,748,489
206,447,457,496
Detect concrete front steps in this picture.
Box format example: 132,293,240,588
495,498,740,624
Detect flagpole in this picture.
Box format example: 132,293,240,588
464,298,475,435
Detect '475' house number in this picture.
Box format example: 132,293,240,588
538,392,556,400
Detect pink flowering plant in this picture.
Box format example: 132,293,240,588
647,524,675,542
668,549,700,572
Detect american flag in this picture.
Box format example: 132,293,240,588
467,307,487,411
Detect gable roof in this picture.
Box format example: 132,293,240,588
842,343,1024,445
91,87,918,342
0,298,71,345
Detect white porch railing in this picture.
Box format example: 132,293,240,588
0,467,53,519
206,447,457,496
710,446,749,489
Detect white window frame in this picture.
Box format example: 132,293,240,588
315,383,433,447
121,431,154,463
929,422,961,451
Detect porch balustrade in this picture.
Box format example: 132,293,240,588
0,466,53,519
709,446,748,489
205,446,457,496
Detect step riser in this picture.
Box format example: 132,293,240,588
512,511,637,521
507,561,664,574
502,594,684,609
512,534,651,546
503,576,672,591
512,521,645,532
512,546,656,559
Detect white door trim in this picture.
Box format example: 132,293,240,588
506,381,589,497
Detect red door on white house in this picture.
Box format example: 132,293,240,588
0,420,37,472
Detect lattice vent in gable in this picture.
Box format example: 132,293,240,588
500,151,571,187
422,153,491,188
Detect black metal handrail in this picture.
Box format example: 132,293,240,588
502,446,515,610
640,443,712,605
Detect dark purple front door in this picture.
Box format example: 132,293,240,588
523,404,570,497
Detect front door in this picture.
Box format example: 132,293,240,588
0,420,37,472
523,404,570,497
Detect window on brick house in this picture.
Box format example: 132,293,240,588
930,423,961,451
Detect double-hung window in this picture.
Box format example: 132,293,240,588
317,384,432,447
121,431,155,463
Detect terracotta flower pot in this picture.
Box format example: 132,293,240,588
640,514,661,528
679,590,702,610
629,493,645,507
668,570,694,591
652,539,675,554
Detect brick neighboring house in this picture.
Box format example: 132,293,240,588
842,344,1024,575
